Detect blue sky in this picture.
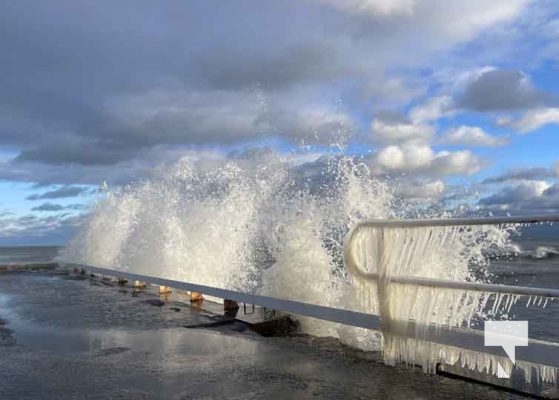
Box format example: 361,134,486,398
1,0,559,245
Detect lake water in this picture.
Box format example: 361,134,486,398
0,246,60,264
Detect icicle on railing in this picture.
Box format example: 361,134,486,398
345,221,559,384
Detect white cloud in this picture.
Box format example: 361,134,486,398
371,119,434,143
307,0,414,16
479,180,554,212
508,107,559,133
375,143,483,175
376,143,434,170
442,126,509,147
431,150,484,175
310,1,530,45
0,212,84,245
409,96,454,123
398,179,446,200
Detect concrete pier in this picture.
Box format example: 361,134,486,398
1,268,543,400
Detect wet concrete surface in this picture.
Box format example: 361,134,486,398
0,271,531,399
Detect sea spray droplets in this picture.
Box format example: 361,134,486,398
62,153,391,304
61,151,555,382
63,156,288,293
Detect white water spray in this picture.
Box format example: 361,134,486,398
61,151,557,384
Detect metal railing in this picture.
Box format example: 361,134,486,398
342,215,559,368
343,215,559,298
61,215,559,369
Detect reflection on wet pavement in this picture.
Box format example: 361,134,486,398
0,271,529,399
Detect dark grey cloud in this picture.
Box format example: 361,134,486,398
191,43,343,91
0,146,211,187
0,0,533,175
15,137,138,166
31,203,84,212
0,212,85,246
26,186,90,201
0,0,358,169
479,183,540,206
478,181,559,213
31,203,65,212
458,69,551,111
482,167,555,184
0,210,11,218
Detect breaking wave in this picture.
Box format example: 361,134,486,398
60,149,557,383
529,246,559,260
485,244,559,260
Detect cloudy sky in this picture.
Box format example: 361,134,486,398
1,0,559,245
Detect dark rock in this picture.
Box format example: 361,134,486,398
224,300,239,317
224,308,239,318
224,299,239,310
169,307,181,312
63,274,88,281
141,299,165,307
184,316,236,329
231,324,247,333
249,316,298,337
95,347,131,357
168,301,189,308
0,327,16,347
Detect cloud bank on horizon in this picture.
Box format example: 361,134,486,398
1,0,559,244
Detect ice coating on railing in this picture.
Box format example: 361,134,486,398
349,223,559,384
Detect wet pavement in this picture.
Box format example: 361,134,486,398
0,270,532,399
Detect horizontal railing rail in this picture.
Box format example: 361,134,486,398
62,262,559,368
350,215,559,229
343,215,559,297
345,272,559,298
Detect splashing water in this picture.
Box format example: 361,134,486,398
61,151,557,384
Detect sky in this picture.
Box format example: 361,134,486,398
1,0,559,245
